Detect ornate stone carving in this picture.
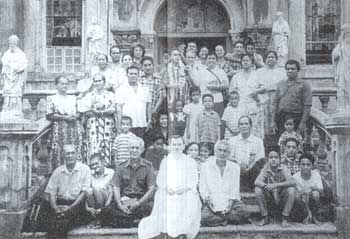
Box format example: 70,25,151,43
242,27,272,52
0,35,28,121
271,12,290,67
140,34,155,50
155,0,229,33
111,29,141,51
332,23,350,111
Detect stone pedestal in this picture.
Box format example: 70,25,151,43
0,121,39,239
325,110,350,239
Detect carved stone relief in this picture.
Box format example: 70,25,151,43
155,0,229,33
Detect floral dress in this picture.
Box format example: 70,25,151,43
46,94,83,171
229,70,265,139
78,90,116,167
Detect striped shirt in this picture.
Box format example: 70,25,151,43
138,75,165,111
196,110,221,143
112,132,136,164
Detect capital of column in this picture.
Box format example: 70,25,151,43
229,29,242,44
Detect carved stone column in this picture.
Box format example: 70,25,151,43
0,121,38,239
110,28,141,53
325,111,350,239
140,33,155,57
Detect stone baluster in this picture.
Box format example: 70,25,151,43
27,97,41,120
326,111,350,239
319,95,331,113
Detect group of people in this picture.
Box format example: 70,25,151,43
39,40,332,239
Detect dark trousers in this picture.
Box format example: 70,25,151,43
47,198,86,238
213,102,225,118
100,202,153,228
255,186,296,218
240,158,266,192
201,201,250,226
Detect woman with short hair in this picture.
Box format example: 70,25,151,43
46,75,83,170
78,73,116,167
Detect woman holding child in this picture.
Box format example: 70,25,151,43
229,54,266,139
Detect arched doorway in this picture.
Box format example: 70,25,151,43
154,0,231,63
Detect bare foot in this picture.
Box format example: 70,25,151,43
281,217,292,227
253,216,270,226
312,216,322,225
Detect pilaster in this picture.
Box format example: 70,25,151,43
288,0,306,66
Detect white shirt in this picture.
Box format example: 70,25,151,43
115,83,151,127
200,157,240,212
293,170,323,192
45,162,91,201
46,93,77,116
228,134,265,165
192,66,229,103
91,167,114,190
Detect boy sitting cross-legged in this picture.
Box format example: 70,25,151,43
254,149,296,227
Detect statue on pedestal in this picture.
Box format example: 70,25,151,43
271,12,290,67
0,35,28,121
87,18,104,67
332,23,350,111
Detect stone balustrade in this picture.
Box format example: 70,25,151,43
0,86,337,120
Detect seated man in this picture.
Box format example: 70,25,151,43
228,115,265,191
254,149,296,227
44,144,91,238
100,136,155,228
281,137,302,175
86,153,114,229
293,153,323,224
200,140,250,226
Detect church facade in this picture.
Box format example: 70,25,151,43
0,0,349,83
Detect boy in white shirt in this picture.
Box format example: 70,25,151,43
293,153,323,224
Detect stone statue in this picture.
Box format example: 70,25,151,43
332,23,350,110
86,18,104,67
271,12,290,67
0,35,28,121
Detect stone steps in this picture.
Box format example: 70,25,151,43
21,223,338,239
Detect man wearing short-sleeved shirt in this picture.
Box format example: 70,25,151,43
115,65,152,139
100,137,155,228
272,60,312,137
228,116,265,191
45,144,91,238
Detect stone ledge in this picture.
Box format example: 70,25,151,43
21,223,337,239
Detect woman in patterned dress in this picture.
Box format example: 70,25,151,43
78,73,117,167
229,54,266,139
46,75,83,171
